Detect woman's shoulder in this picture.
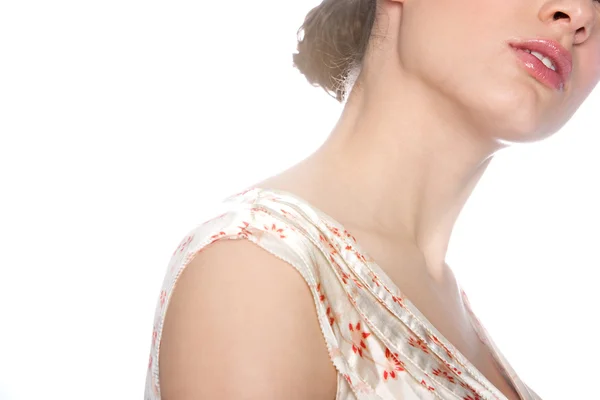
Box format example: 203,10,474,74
157,238,338,400
145,189,341,400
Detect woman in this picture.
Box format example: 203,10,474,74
145,0,599,399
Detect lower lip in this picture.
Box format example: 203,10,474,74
512,47,564,91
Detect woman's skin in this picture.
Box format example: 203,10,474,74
160,0,600,398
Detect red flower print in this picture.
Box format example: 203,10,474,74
355,251,367,262
460,382,478,395
330,256,350,284
344,229,357,242
369,272,381,287
347,293,357,305
328,242,338,255
148,355,153,369
355,380,373,393
250,206,265,215
328,225,342,237
326,306,335,326
351,277,364,289
430,334,454,359
159,290,167,308
420,379,435,391
316,283,326,302
392,294,404,306
183,235,194,247
340,271,350,285
349,322,370,357
232,187,254,197
280,208,293,217
432,366,456,383
263,193,282,202
408,336,430,354
152,328,157,348
173,234,194,255
264,223,286,239
237,221,252,238
382,348,405,381
209,231,226,241
443,360,462,375
329,346,342,358
349,286,362,299
343,374,352,385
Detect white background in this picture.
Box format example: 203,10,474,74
0,1,598,399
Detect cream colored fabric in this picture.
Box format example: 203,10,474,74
145,188,541,400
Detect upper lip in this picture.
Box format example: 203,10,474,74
509,38,573,86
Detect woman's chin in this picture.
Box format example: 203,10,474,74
469,85,564,144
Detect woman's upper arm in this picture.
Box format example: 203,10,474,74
158,239,338,400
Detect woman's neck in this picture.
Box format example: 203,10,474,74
267,72,506,279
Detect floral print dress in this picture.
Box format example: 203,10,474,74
145,187,541,400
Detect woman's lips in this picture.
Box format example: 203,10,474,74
509,39,573,91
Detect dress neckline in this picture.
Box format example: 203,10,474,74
228,186,530,400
